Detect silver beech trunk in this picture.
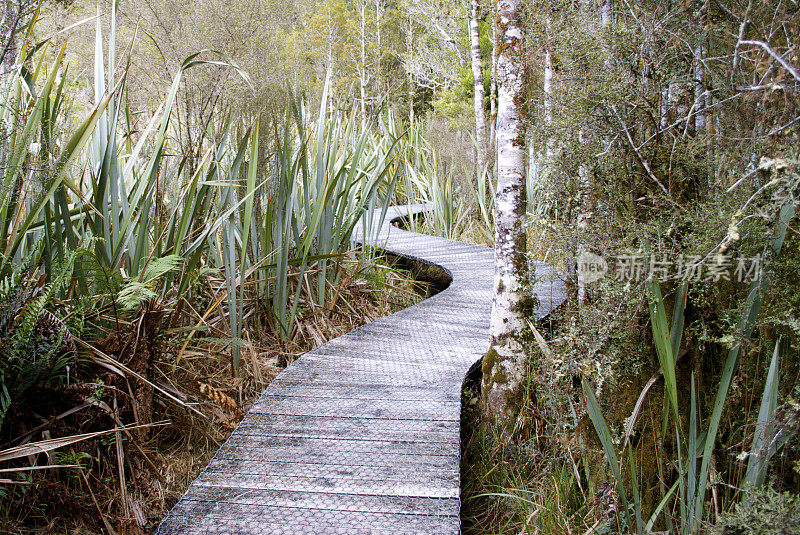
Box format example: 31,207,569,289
482,0,529,423
359,1,368,128
694,42,706,132
1,0,21,71
469,0,487,176
405,14,415,125
489,12,498,151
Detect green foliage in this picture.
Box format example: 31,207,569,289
506,0,800,531
714,486,800,535
584,265,792,533
0,242,84,431
2,0,795,532
0,8,413,379
431,67,474,131
744,341,785,490
116,255,183,310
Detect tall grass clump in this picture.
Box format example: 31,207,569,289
389,117,474,240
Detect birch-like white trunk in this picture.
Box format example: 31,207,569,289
489,12,498,152
660,86,670,130
359,2,368,129
694,42,706,133
576,126,589,305
406,15,415,125
469,0,487,177
326,7,337,105
543,48,554,160
1,0,20,71
483,0,529,423
601,0,613,28
375,0,385,103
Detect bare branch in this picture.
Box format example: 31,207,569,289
739,39,800,84
611,105,672,198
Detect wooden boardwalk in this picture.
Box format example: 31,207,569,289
156,205,566,534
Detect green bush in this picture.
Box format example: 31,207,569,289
714,486,800,535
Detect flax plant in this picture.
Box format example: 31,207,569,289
393,119,467,239
0,7,417,381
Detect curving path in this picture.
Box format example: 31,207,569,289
156,205,566,534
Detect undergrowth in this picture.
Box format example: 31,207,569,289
1,254,425,533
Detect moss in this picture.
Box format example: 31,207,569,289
511,293,536,317
481,347,507,385
491,368,508,386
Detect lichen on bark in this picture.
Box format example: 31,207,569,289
482,0,530,427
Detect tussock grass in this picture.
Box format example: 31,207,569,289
461,368,592,535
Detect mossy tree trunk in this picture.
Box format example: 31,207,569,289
489,10,498,152
577,0,612,305
469,0,487,177
482,0,529,424
1,0,21,71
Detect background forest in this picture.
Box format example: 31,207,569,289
0,0,798,533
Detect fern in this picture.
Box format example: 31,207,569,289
0,243,86,430
116,255,183,311
81,251,124,296
140,255,183,284
116,282,159,310
11,247,79,351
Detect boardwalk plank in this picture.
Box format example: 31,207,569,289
156,205,565,534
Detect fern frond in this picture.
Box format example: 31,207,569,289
116,282,158,310
115,254,184,311
140,254,183,284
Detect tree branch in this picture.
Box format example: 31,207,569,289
611,105,672,198
739,40,800,84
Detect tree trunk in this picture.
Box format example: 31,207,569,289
543,48,554,159
489,11,498,152
326,6,337,106
694,42,706,133
577,0,612,305
660,86,670,130
469,0,487,177
359,1,368,129
375,0,385,105
1,0,20,72
406,14,415,125
601,0,613,28
576,126,589,306
482,0,529,424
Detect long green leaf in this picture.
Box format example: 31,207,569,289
582,376,632,533
646,278,680,423
744,339,782,488
694,200,795,523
